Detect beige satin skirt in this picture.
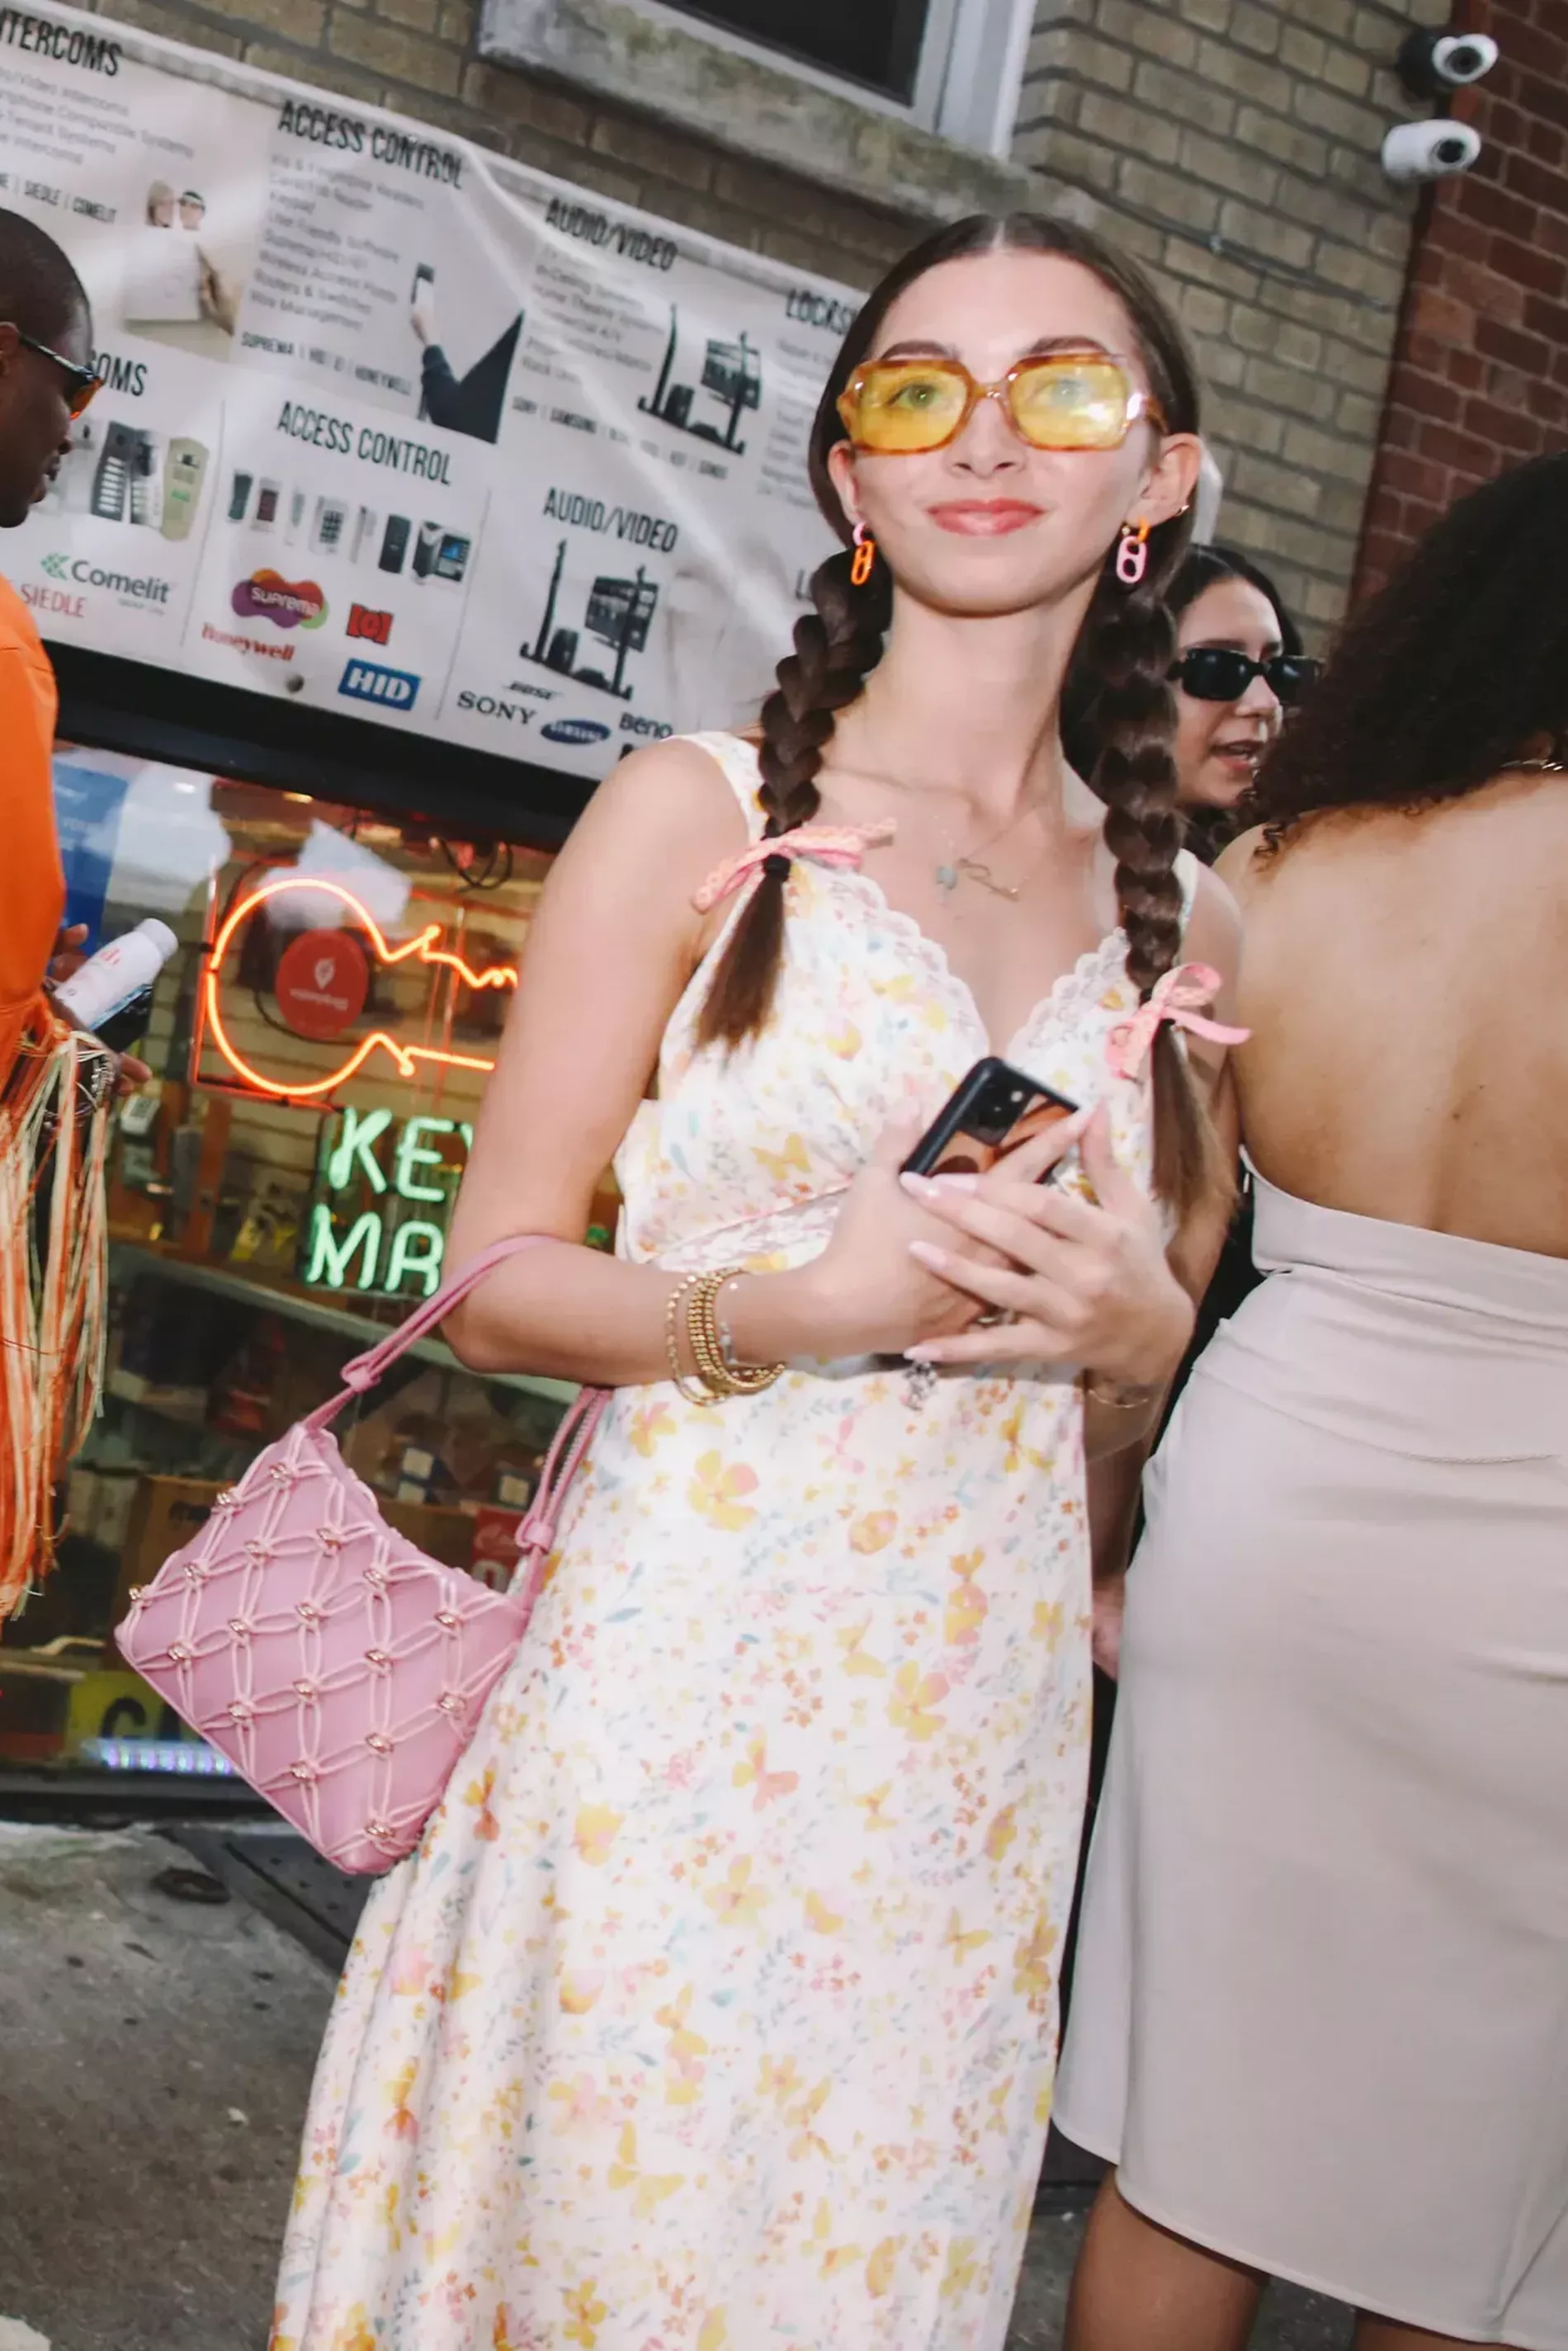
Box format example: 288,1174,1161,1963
1056,1170,1568,2347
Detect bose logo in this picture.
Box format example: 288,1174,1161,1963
338,659,420,709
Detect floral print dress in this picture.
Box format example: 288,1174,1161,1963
273,732,1189,2351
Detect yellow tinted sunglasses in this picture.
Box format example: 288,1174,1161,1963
837,351,1167,456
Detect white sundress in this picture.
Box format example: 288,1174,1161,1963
272,731,1190,2351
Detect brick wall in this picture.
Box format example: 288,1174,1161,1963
1017,0,1451,639
1355,0,1568,597
75,0,919,287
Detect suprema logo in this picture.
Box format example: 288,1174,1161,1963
40,553,171,603
541,717,611,745
338,659,419,710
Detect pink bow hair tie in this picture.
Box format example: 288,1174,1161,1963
1108,961,1249,1081
692,819,896,913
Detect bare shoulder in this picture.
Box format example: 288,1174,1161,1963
1212,824,1266,906
1184,857,1243,978
555,732,753,883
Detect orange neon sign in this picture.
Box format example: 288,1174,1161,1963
205,874,517,1100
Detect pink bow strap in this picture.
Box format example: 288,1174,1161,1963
692,819,896,913
1108,961,1249,1082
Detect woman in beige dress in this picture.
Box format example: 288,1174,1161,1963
1039,452,1568,2349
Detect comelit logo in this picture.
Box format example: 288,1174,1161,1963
338,659,419,710
40,554,172,604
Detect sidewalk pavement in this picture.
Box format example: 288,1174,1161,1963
0,1824,1354,2350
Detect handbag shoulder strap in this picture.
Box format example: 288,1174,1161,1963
302,1233,554,1431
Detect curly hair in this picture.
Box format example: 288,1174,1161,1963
694,211,1219,1216
1250,452,1568,847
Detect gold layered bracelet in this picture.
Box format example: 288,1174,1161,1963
665,1267,785,1404
1084,1371,1160,1410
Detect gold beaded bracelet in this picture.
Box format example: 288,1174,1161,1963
665,1267,784,1403
689,1268,783,1398
1084,1371,1159,1410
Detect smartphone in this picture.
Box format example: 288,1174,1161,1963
253,476,281,532
227,468,253,523
902,1057,1078,1180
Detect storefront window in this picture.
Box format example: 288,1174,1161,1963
0,754,597,1779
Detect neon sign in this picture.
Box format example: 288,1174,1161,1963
301,1107,473,1299
205,874,517,1100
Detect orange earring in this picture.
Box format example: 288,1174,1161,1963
850,524,876,588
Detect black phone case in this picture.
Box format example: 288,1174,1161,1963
902,1056,1078,1179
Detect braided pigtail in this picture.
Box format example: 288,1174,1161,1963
696,546,890,1050
1082,553,1226,1220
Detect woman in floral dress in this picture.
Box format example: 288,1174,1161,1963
272,213,1240,2351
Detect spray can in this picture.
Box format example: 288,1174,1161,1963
52,919,178,1041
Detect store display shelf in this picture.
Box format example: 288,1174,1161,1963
108,1243,578,1409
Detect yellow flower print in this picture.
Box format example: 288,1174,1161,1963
824,1019,862,1060
921,998,950,1032
1032,1598,1065,1653
854,1781,895,1831
809,2196,863,2278
655,1982,709,2106
888,1660,948,1742
804,1890,843,1935
386,2058,419,2141
758,2052,804,2109
463,1765,500,1841
985,2075,1014,2135
697,2314,729,2351
268,2317,296,2351
688,1452,759,1532
943,1909,989,1963
558,1970,603,2014
607,2122,684,2218
549,2070,614,2134
573,1805,624,1866
752,1134,810,1184
945,1551,987,1647
703,1854,771,1928
1001,1402,1051,1475
786,2076,834,2160
732,1732,799,1811
328,2311,376,2351
941,2236,981,2299
1013,1909,1060,2013
837,1619,887,1677
563,2278,607,2346
445,1968,481,2000
866,2237,904,2297
628,1402,678,1457
985,1804,1018,1862
848,1509,897,1555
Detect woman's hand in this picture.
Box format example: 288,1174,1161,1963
791,1113,1009,1361
894,1103,1194,1382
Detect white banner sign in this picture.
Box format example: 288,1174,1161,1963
1,2,857,777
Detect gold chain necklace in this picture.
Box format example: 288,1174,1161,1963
933,801,1046,900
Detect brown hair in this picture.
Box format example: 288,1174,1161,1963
696,211,1216,1216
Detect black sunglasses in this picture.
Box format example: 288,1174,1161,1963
1169,646,1322,707
15,328,101,419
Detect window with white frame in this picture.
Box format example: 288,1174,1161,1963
618,0,1033,154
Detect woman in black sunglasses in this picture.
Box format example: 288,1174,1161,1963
1167,544,1316,862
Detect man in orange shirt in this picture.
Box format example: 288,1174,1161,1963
0,207,101,1087
0,208,113,1603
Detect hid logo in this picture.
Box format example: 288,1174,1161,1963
338,659,419,709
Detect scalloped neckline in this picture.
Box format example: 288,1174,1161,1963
827,862,1127,1063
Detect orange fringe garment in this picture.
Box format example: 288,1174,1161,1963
0,1014,110,1613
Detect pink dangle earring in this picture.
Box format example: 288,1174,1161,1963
850,522,876,588
1115,519,1150,588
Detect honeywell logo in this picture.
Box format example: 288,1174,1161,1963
202,622,295,663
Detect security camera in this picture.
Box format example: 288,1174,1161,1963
1397,28,1500,96
1381,119,1483,183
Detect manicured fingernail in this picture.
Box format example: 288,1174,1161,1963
929,1172,978,1193
904,1343,942,1363
908,1239,948,1268
899,1172,936,1197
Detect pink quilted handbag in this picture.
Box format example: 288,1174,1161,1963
118,1237,607,1872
